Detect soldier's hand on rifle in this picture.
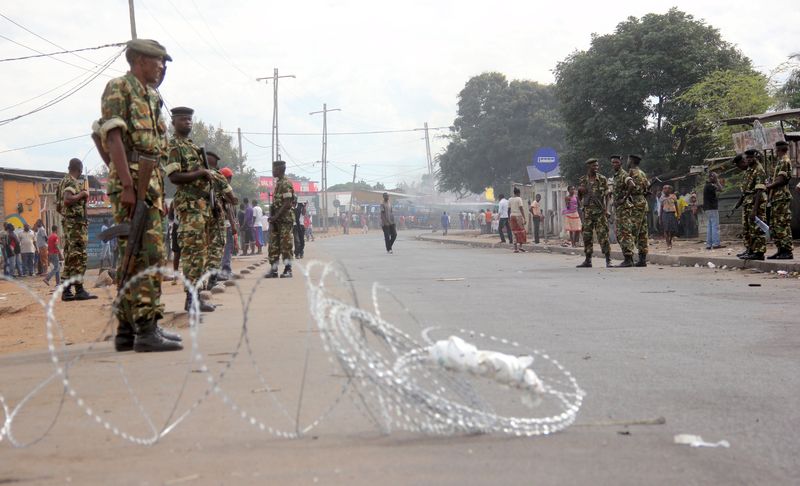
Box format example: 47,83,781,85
203,169,215,181
80,190,90,200
121,184,136,216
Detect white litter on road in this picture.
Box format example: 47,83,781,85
674,434,730,448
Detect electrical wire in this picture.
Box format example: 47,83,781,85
0,134,90,154
231,126,452,136
0,42,125,63
0,33,115,76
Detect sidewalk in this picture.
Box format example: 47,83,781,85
418,230,800,273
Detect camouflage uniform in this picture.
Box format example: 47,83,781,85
578,173,610,257
741,163,767,254
628,168,649,255
612,167,634,257
769,154,793,252
57,174,87,280
98,72,168,327
165,137,211,287
205,169,234,273
269,176,295,265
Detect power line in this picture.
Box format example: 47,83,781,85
228,126,452,136
0,33,115,76
0,134,89,154
0,42,126,63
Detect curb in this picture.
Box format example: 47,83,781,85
416,235,800,273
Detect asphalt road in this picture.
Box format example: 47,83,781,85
1,230,798,485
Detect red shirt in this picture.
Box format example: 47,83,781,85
48,233,59,255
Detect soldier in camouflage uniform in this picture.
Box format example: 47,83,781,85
738,149,768,260
56,158,97,301
766,141,794,259
204,150,237,284
626,154,650,267
265,160,295,278
96,39,181,352
610,155,635,267
576,159,611,268
165,106,216,312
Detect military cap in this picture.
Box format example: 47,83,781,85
628,154,643,161
272,160,286,168
126,39,171,61
609,155,622,160
205,150,220,160
220,167,233,178
775,140,789,148
170,106,194,117
744,148,759,156
585,158,599,164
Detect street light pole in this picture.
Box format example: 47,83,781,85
310,104,340,232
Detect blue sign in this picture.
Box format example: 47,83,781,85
532,147,559,173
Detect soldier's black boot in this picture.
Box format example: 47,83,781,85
280,265,293,278
634,253,647,267
616,255,634,268
134,320,183,353
184,291,215,313
73,283,98,300
576,256,592,268
737,250,750,258
61,285,75,302
742,252,764,261
264,263,279,278
605,253,612,268
774,249,794,260
157,325,182,342
114,321,135,352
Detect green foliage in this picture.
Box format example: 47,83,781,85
554,8,751,184
676,70,773,158
327,179,384,192
165,120,260,200
437,72,565,195
777,68,800,110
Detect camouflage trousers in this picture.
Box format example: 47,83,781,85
111,194,164,328
206,215,226,272
269,222,294,265
583,210,610,257
62,218,87,279
631,203,649,255
177,199,210,286
770,199,793,251
742,200,767,254
615,205,634,257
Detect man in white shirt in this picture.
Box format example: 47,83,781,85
252,200,264,255
497,194,512,244
19,224,37,276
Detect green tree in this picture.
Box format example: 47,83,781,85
676,70,773,158
777,69,800,110
166,120,260,200
327,179,374,192
554,8,750,183
437,72,565,195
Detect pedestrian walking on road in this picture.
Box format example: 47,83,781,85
19,224,36,277
703,172,724,250
509,187,527,253
380,192,397,254
252,200,264,254
441,211,449,236
660,185,679,250
43,225,63,286
497,194,512,244
35,220,48,275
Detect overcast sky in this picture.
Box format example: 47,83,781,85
1,1,798,187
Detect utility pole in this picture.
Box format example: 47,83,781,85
256,68,295,162
237,128,243,161
349,164,358,228
128,0,137,39
423,122,433,175
310,104,340,232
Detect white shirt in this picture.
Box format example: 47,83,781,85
19,230,36,253
508,197,525,218
261,215,269,231
498,198,509,219
252,206,263,227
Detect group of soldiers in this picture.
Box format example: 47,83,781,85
731,141,794,261
53,38,297,353
575,154,650,268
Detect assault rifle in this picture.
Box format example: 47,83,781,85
117,157,156,290
199,147,217,217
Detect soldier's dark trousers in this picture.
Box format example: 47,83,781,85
294,225,305,256
268,222,293,265
582,212,610,257
771,199,793,251
382,224,397,252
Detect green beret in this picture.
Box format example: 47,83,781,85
585,158,599,164
610,155,622,160
776,141,789,148
126,39,171,61
272,160,286,168
170,106,194,117
628,154,642,161
205,150,220,160
744,148,759,156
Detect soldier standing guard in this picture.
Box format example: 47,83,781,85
576,158,611,268
610,155,635,267
626,154,650,267
165,106,216,312
738,149,768,261
766,141,794,259
204,150,237,285
96,39,181,352
56,158,97,301
265,160,295,278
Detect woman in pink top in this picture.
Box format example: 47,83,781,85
562,185,582,247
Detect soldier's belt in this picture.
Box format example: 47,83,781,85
127,150,159,163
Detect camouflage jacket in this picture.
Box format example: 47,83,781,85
628,168,649,208
210,169,234,219
165,136,211,206
98,72,167,208
770,154,793,202
57,174,85,220
271,176,295,224
742,163,767,204
578,173,608,214
611,168,632,209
